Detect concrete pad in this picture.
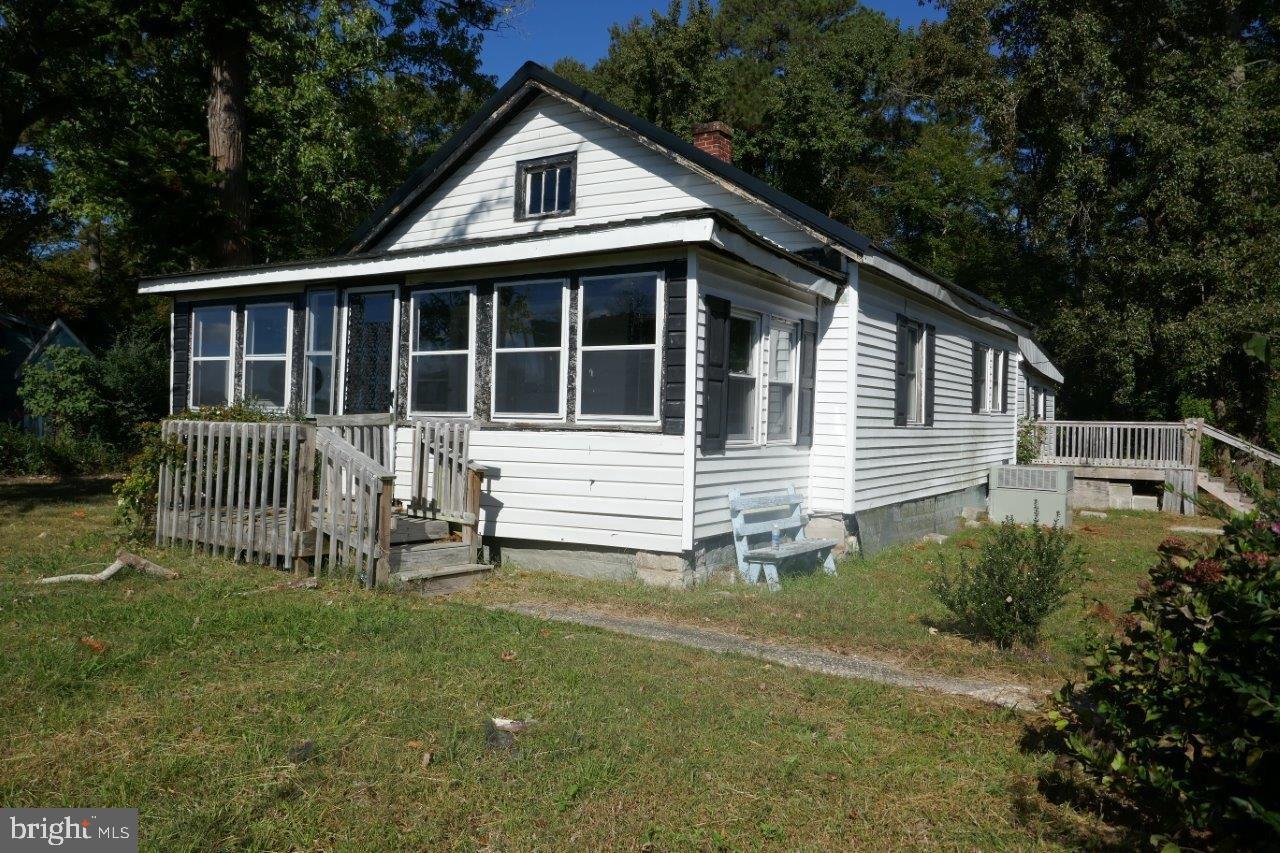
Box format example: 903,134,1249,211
1170,525,1224,536
1132,495,1159,511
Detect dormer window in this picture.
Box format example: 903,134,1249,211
516,153,575,220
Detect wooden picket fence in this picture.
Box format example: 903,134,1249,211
154,416,478,586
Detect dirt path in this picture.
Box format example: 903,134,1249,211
491,601,1042,711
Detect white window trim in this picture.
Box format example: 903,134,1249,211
408,285,476,418
188,305,236,409
980,347,1007,414
241,302,294,412
305,290,338,416
335,284,400,416
766,317,800,445
574,272,664,425
902,319,928,426
727,309,762,447
491,278,569,422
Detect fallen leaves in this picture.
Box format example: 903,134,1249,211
79,635,106,654
499,650,517,662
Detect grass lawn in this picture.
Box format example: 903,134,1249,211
0,480,1112,850
467,511,1215,687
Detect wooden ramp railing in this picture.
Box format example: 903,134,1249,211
155,420,314,569
155,417,482,585
313,427,395,588
1032,420,1195,469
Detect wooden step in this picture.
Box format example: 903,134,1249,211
389,540,475,571
390,563,491,596
1196,471,1257,514
390,515,450,544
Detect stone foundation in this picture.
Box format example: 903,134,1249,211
852,484,987,556
490,539,696,588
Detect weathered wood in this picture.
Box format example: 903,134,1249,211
117,550,179,579
37,559,126,585
292,425,316,577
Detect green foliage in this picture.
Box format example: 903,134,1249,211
932,516,1084,648
0,423,123,477
1045,495,1280,845
1016,418,1045,465
98,320,171,434
17,346,107,437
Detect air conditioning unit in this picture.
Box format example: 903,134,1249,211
988,464,1073,528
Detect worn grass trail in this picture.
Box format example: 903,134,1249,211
0,481,1113,849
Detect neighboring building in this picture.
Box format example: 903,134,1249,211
140,62,1063,580
2,314,94,433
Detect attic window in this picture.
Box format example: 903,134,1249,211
516,153,575,220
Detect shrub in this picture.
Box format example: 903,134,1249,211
17,346,108,437
1016,418,1046,465
1044,492,1280,845
931,515,1084,648
0,423,123,476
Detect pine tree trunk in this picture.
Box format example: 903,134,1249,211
207,23,252,266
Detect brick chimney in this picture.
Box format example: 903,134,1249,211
692,121,733,163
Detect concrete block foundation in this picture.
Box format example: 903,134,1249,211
853,484,988,556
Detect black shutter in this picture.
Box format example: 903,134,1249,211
924,323,936,426
701,295,732,452
662,261,689,435
1000,352,1010,413
171,301,191,414
971,342,983,414
797,319,817,446
894,315,910,426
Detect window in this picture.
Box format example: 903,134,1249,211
987,349,1006,412
493,280,566,418
516,154,575,220
900,319,927,425
727,313,760,442
410,287,473,415
190,306,233,407
767,321,799,442
973,344,1007,414
242,303,290,409
578,273,660,420
305,291,336,415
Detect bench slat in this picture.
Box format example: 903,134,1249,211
735,515,806,537
728,493,803,512
745,539,840,561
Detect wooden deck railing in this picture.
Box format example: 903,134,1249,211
1032,420,1196,469
155,420,314,569
313,427,395,588
315,413,392,469
408,419,479,527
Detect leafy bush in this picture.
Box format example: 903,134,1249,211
1017,418,1046,464
931,515,1084,648
0,423,123,476
1044,493,1280,845
17,346,108,437
99,322,169,437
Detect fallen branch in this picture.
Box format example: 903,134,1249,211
117,550,179,579
37,559,126,585
35,551,177,585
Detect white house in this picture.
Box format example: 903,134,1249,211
140,62,1062,583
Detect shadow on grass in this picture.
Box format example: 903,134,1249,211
0,477,118,512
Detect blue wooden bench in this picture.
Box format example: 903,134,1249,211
728,486,839,591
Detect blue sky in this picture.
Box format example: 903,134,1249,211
479,1,945,81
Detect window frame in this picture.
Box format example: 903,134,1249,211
408,285,476,418
766,317,801,445
514,153,577,222
901,318,928,426
305,289,338,416
726,309,762,446
978,346,1007,414
335,284,401,417
240,301,293,412
188,304,236,409
490,277,570,422
574,271,665,425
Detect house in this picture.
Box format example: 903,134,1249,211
1,314,94,433
1016,335,1061,422
140,62,1063,583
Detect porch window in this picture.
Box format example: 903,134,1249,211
516,154,575,220
767,320,798,442
493,280,566,418
242,303,290,410
410,287,473,416
578,273,659,420
305,290,336,416
726,313,760,442
190,305,233,407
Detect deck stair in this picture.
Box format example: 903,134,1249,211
1196,472,1257,514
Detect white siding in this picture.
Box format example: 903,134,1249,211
394,426,685,553
1016,365,1058,421
808,283,853,513
692,256,819,540
379,94,818,254
854,277,1017,512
